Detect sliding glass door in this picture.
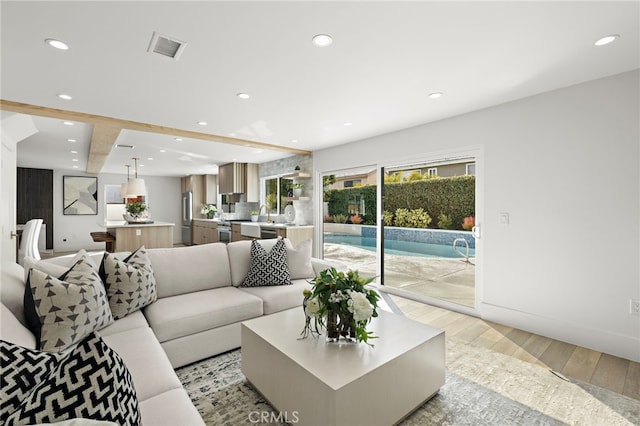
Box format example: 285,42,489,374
321,155,477,310
381,159,476,308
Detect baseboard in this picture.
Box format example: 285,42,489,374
479,302,640,363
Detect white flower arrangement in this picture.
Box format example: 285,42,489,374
301,268,380,345
200,204,217,216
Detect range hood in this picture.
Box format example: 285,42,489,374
218,162,247,194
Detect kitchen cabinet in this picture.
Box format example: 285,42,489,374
192,219,218,245
103,222,174,252
218,163,259,202
219,163,245,194
204,174,218,204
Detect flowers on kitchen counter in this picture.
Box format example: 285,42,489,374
201,204,217,218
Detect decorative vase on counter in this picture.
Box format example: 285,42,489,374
292,188,303,197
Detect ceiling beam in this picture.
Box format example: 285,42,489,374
87,123,122,174
0,99,311,173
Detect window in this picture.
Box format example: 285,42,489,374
343,179,361,188
466,163,476,175
427,168,438,177
262,176,294,215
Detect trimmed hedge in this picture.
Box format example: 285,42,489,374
325,175,475,230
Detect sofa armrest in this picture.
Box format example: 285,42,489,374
310,257,348,276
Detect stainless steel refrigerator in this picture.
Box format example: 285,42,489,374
182,191,193,245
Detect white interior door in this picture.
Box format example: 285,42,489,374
1,140,17,262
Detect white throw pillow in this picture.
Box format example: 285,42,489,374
285,239,314,279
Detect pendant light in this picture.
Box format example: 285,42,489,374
120,164,131,198
127,157,147,197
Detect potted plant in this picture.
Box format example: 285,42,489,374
301,268,380,345
292,183,304,197
251,211,259,222
124,201,149,222
201,204,217,219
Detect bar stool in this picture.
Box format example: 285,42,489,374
90,232,116,252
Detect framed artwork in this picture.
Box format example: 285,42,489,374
63,176,98,215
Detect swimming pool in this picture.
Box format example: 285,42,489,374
323,233,475,259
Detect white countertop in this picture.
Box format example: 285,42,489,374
100,221,175,228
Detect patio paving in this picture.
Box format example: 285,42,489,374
323,243,475,308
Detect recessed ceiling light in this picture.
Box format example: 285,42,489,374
147,157,154,161
237,93,250,99
291,139,298,143
343,122,353,127
72,158,78,162
63,121,74,126
197,121,207,126
160,149,166,153
312,34,333,47
595,34,620,46
70,150,77,154
45,38,69,50
72,165,78,169
174,137,183,141
57,94,72,100
428,92,443,99
67,138,76,142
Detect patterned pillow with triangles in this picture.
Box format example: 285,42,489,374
23,254,114,353
100,246,157,320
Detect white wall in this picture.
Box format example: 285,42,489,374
53,171,182,252
313,70,640,361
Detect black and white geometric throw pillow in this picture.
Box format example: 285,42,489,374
3,333,141,425
100,246,157,320
0,340,62,422
241,238,292,287
23,254,114,353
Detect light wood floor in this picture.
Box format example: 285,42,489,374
387,294,640,401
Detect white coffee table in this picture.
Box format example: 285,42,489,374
241,308,445,426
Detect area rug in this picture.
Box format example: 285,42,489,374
176,338,639,425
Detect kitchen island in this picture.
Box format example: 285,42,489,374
99,221,175,252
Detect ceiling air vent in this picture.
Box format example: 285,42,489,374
147,31,187,60
115,144,134,149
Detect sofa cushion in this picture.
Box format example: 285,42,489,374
1,261,29,327
146,243,232,298
239,279,311,315
3,332,141,425
228,238,314,286
0,338,61,422
100,327,185,402
23,249,100,282
287,239,314,279
24,255,114,353
100,246,157,320
97,310,149,337
241,238,291,287
0,303,36,349
143,287,263,343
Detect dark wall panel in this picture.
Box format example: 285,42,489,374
17,167,53,249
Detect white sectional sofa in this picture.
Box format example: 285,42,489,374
1,239,333,425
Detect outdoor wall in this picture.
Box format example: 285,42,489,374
313,70,640,362
52,171,182,252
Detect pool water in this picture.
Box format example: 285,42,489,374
323,233,475,259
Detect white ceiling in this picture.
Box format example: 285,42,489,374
2,1,638,176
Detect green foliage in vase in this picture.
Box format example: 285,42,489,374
301,268,380,345
126,201,148,215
